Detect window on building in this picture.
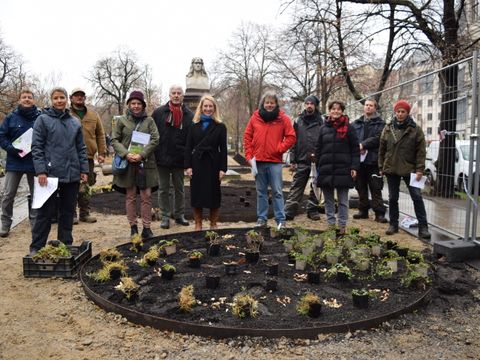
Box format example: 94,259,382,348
427,113,433,121
417,100,423,107
427,99,433,107
457,98,467,127
417,113,423,123
427,127,432,135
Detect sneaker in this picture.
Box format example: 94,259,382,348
353,211,369,219
277,222,286,230
307,212,320,221
130,224,138,236
386,225,399,235
160,217,170,229
175,216,189,226
374,214,388,223
418,225,431,240
79,215,97,223
141,227,154,239
254,219,267,228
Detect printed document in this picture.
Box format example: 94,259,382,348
409,173,427,189
32,176,58,209
129,131,150,154
12,128,33,157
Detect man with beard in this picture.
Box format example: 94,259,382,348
152,85,193,229
284,95,324,221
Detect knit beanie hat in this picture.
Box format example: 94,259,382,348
394,99,411,114
304,95,320,107
127,90,146,108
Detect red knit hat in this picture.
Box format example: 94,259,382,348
394,99,411,114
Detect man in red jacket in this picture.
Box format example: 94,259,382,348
244,92,296,229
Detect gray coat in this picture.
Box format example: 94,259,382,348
111,112,159,189
32,108,88,183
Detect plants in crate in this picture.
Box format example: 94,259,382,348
32,243,71,263
297,293,322,318
325,263,352,282
129,234,143,252
231,294,258,318
88,260,128,282
138,245,160,267
158,239,179,256
115,277,139,301
352,288,370,308
188,251,203,268
224,261,238,275
205,274,220,289
178,284,196,312
99,248,122,263
161,264,176,280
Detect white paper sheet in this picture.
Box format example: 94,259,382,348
251,157,258,177
129,130,150,154
32,176,58,209
360,150,368,163
12,128,33,157
409,173,427,189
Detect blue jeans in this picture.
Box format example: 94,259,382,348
322,187,349,227
386,174,428,227
255,162,285,224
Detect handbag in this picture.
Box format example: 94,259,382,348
112,154,128,175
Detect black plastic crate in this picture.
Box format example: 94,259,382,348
23,241,92,278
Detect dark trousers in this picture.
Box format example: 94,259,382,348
386,174,428,227
284,163,320,216
355,164,386,214
77,159,95,218
30,181,79,251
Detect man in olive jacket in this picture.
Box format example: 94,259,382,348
70,88,106,223
378,100,431,239
152,85,193,229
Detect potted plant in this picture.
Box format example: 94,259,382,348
407,251,425,264
383,250,400,272
178,284,196,312
159,239,179,256
129,234,143,252
223,260,238,275
341,234,359,249
115,277,139,301
301,236,316,256
293,252,308,271
396,246,409,258
231,294,258,318
188,250,203,268
321,246,342,265
375,261,394,279
205,274,220,289
294,227,309,242
205,230,219,242
139,245,160,267
207,232,223,256
88,260,128,282
321,228,337,242
306,252,322,284
352,288,369,308
384,239,398,250
324,263,352,282
297,293,322,318
287,250,296,264
161,263,176,280
282,236,299,253
99,248,122,263
364,232,382,256
353,254,370,272
266,261,279,276
246,229,264,250
401,265,431,289
311,234,323,247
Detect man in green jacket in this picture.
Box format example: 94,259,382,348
70,88,106,223
378,100,431,239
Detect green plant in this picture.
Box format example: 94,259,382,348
383,249,400,261
292,251,309,262
205,231,220,242
401,266,431,288
32,243,71,263
296,293,321,315
351,288,370,297
161,263,176,272
115,277,139,300
178,285,196,312
130,234,143,252
325,263,352,280
306,252,322,271
407,251,425,264
231,294,258,318
188,250,203,259
353,255,370,271
347,227,361,235
375,261,394,279
320,245,342,261
321,228,337,241
99,248,122,263
158,239,179,248
245,229,264,252
364,232,381,245
138,246,160,267
88,261,128,282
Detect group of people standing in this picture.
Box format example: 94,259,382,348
0,85,431,256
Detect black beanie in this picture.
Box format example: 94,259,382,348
304,95,320,107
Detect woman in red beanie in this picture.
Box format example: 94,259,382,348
378,100,431,239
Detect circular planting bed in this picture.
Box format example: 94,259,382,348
80,227,432,339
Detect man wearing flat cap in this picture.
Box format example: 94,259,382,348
284,95,324,221
69,88,106,223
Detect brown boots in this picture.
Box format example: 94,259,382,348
193,208,203,231
210,208,220,229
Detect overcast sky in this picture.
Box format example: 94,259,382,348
1,0,287,99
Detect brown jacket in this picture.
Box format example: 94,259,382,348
71,106,107,159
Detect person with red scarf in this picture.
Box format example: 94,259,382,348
315,100,360,235
152,85,194,229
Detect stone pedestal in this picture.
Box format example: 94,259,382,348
184,88,210,112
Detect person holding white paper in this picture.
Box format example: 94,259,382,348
378,100,431,239
0,89,40,237
30,87,89,255
111,91,159,239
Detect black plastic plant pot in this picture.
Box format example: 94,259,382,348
336,271,350,282
239,196,245,203
385,240,398,250
206,275,220,289
48,240,61,247
109,268,122,280
125,291,138,303
189,257,201,268
224,263,237,275
352,293,369,309
287,254,296,264
245,251,260,264
307,272,320,284
308,302,322,318
208,244,220,256
161,269,175,280
265,279,277,292
146,259,157,267
267,263,279,276
396,247,409,258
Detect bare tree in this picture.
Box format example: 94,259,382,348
87,48,146,115
140,65,162,115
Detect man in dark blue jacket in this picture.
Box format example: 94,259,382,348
284,95,324,221
0,89,40,237
352,98,387,223
152,85,193,229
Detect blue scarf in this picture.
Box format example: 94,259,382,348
200,114,213,131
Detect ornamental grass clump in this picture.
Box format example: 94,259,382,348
88,261,128,282
99,248,122,263
115,277,139,300
178,284,196,312
231,294,258,318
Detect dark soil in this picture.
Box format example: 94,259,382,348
81,227,431,333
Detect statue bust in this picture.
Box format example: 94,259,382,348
185,57,210,90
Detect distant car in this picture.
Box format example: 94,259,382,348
424,140,478,192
